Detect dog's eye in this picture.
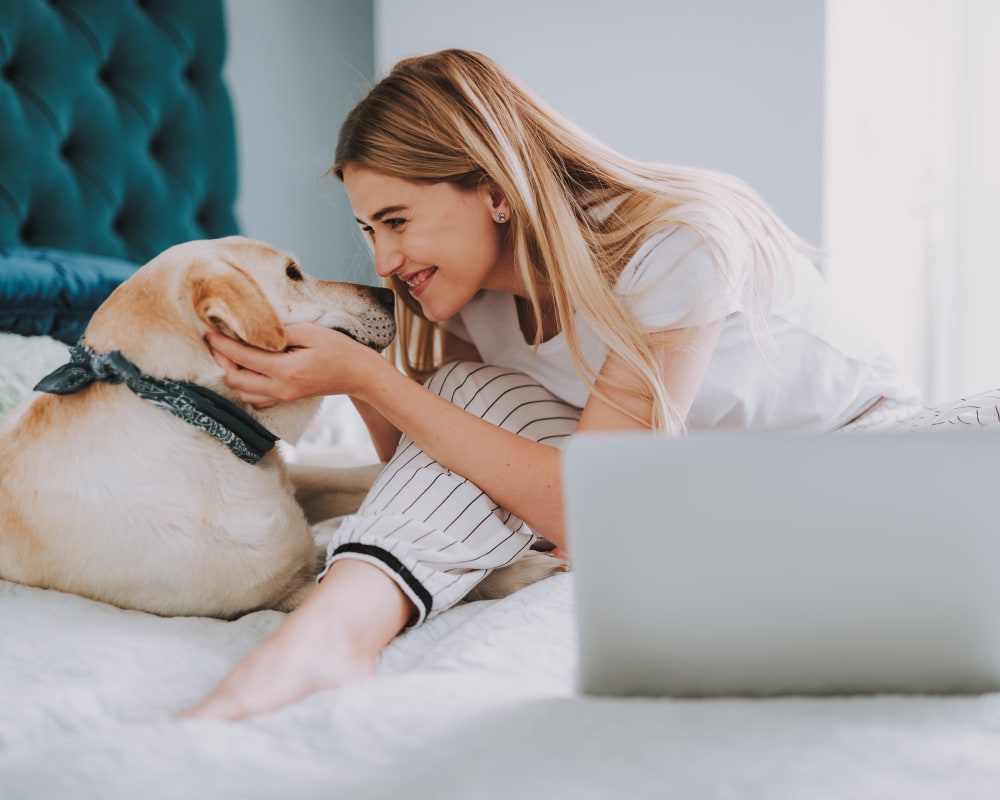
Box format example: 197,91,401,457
286,263,303,281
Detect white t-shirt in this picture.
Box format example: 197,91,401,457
443,225,920,432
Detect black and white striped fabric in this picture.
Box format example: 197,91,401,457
320,361,581,625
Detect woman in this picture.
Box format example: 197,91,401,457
183,49,921,720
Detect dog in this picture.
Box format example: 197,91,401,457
0,236,562,619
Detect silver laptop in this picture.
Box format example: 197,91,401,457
563,430,1000,697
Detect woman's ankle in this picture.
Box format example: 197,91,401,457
297,558,415,654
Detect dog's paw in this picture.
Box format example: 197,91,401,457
465,551,569,602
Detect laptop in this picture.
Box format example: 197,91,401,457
562,430,1000,697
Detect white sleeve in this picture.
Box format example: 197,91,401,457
616,226,744,330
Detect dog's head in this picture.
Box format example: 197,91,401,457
87,235,395,365
82,236,396,441
184,237,396,354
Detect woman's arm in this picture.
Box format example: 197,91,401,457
350,397,401,462
576,321,724,432
207,319,722,550
352,321,723,549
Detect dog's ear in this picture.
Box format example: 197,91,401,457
188,259,287,351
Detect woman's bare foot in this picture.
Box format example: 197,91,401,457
179,612,374,720
179,559,414,721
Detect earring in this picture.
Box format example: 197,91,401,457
496,212,506,223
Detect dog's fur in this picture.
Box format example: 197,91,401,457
0,236,562,619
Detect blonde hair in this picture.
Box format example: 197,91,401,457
333,49,807,431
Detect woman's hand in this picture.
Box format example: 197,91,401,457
205,322,382,407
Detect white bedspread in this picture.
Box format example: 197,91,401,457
2,334,999,797
3,570,1000,800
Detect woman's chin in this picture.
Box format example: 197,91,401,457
414,296,450,323
412,285,475,323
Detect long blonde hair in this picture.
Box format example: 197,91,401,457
332,49,807,431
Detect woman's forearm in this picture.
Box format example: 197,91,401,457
356,360,569,547
351,396,402,462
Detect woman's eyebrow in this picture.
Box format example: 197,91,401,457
355,205,409,225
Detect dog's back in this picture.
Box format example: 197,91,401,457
0,382,318,617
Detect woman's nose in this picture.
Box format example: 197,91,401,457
373,239,404,278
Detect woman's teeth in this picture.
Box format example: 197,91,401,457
406,268,436,288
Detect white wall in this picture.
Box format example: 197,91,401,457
222,1,824,281
374,0,825,246
825,0,1000,402
223,0,376,283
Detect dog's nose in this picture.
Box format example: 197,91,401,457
375,287,395,313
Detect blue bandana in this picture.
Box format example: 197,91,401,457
34,340,278,465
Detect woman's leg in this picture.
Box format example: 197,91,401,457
181,362,580,719
180,559,412,720
321,361,581,624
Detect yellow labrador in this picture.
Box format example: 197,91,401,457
0,237,394,618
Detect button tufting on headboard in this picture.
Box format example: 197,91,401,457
0,0,239,264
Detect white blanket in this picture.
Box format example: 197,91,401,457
3,571,1000,800
2,335,999,798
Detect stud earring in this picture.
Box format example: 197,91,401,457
496,212,506,223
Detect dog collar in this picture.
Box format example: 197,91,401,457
34,339,278,465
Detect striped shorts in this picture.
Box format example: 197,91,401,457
319,361,581,625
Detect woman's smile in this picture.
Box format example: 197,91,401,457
402,266,437,296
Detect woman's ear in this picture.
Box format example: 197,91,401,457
480,181,511,224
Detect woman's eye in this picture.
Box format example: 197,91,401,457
385,218,406,230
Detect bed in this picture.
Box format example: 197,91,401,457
3,2,1000,798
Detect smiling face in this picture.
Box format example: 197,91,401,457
342,165,514,322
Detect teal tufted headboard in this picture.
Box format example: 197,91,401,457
0,0,239,263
